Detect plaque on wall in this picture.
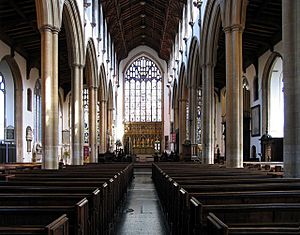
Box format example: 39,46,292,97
5,126,15,141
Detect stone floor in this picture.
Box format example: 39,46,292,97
116,168,169,235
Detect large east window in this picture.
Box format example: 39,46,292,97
124,56,162,122
0,73,5,140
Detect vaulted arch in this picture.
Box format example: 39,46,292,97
62,0,85,67
187,37,200,88
98,63,108,153
0,55,23,162
85,39,98,88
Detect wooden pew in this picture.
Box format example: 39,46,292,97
0,194,99,235
0,163,133,235
0,214,69,235
152,163,300,235
207,212,300,235
4,177,121,234
0,199,88,235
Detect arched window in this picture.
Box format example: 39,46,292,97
124,56,162,122
0,73,5,140
27,88,32,111
34,79,42,143
269,57,284,137
83,88,89,144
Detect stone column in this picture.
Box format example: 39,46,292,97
40,26,59,169
99,100,107,153
71,64,84,165
202,64,215,164
179,98,187,160
107,107,113,148
89,86,98,162
224,25,243,168
283,0,300,177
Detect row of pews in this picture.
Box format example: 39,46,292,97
152,163,300,235
0,162,133,235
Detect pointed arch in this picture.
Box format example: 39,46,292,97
35,0,62,30
98,63,108,153
0,55,23,162
85,39,98,88
261,52,283,135
178,63,188,100
107,80,113,110
201,0,222,66
62,0,85,67
187,37,200,88
178,63,189,159
219,0,248,30
99,63,107,101
173,79,179,130
122,51,164,76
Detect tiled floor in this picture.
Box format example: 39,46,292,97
116,168,169,235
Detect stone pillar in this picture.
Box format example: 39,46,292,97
89,86,98,162
202,64,215,164
283,0,300,177
40,26,59,169
107,107,113,149
99,100,107,153
224,25,244,168
179,98,187,160
71,64,84,165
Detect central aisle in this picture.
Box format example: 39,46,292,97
116,168,169,235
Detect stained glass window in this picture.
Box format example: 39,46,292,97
197,88,202,144
83,88,89,143
97,101,100,144
124,56,162,122
0,73,5,140
34,79,42,143
186,100,189,140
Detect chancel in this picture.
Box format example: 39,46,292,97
0,0,300,234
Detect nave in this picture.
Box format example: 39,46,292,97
1,162,300,235
116,168,168,235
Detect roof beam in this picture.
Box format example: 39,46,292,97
113,0,128,57
8,0,39,34
159,0,172,60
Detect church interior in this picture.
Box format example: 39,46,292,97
1,0,300,234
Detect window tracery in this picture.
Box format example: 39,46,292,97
124,56,162,122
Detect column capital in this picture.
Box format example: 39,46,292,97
39,24,60,34
72,63,84,69
89,85,98,90
223,24,244,33
179,98,188,102
39,24,53,33
204,63,215,68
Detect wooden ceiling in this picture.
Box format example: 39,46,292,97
0,0,70,93
0,0,282,93
215,0,282,89
0,0,40,70
100,0,186,62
